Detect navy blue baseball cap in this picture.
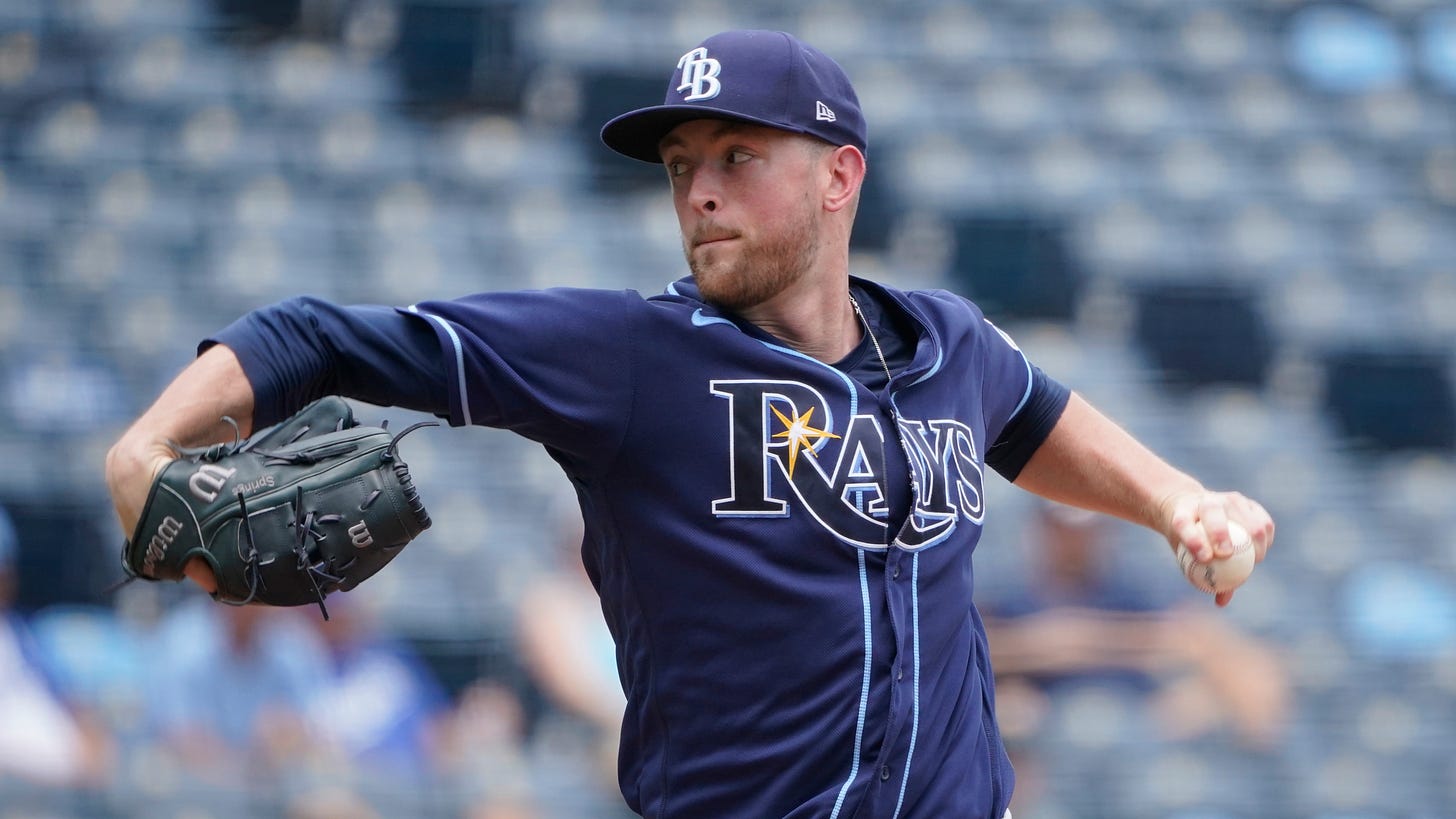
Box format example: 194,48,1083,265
600,30,868,164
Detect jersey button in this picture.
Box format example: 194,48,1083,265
896,668,904,681
879,765,891,781
891,565,901,579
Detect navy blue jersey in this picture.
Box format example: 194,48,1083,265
210,276,1067,818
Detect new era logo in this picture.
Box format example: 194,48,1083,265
815,100,836,122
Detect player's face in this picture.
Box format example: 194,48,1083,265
660,120,828,312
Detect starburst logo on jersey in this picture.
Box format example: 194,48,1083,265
770,404,838,478
709,379,985,551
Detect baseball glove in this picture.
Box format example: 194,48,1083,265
121,396,434,619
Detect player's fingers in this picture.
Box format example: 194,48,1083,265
1227,493,1275,563
1196,495,1233,559
1163,492,1211,561
184,556,218,594
1215,589,1234,607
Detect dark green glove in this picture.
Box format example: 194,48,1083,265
122,396,433,618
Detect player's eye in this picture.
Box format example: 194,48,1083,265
726,150,752,165
667,160,689,178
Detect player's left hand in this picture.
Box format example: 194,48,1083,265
118,397,436,618
1158,489,1274,607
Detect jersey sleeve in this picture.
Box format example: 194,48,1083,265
396,287,638,465
967,307,1070,480
205,297,451,428
205,289,637,467
985,365,1070,480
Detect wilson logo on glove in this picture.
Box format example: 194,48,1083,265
118,396,434,620
143,516,185,577
188,464,237,502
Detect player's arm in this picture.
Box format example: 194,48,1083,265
107,298,450,594
105,345,255,593
1012,392,1274,605
982,608,1178,674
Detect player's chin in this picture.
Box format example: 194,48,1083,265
694,270,754,312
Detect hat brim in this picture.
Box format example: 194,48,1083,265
600,104,816,164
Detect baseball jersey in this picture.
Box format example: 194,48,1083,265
208,276,1069,818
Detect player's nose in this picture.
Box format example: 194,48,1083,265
686,169,722,214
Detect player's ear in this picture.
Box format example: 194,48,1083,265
823,144,865,215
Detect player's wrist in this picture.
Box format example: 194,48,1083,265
104,434,176,535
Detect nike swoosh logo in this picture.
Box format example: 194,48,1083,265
691,309,736,329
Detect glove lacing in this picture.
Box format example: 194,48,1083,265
219,420,437,621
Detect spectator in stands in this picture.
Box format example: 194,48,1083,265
146,599,325,782
435,678,541,819
516,511,628,797
0,504,110,787
982,500,1292,813
301,591,452,779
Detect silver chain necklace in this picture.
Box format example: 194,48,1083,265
849,291,921,534
849,293,894,386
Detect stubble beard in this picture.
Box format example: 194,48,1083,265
686,207,820,313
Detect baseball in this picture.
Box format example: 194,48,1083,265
1176,520,1255,595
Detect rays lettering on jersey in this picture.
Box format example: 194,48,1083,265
710,379,984,551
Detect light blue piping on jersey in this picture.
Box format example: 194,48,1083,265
1010,354,1034,419
689,306,861,435
406,305,473,426
986,318,1036,420
907,337,943,388
762,331,877,816
753,336,876,815
690,289,1016,810
830,547,875,819
892,552,923,819
755,338,859,426
691,292,890,809
886,390,959,553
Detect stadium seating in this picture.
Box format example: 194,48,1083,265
1,0,1453,814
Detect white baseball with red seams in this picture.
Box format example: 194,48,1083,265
1176,520,1256,594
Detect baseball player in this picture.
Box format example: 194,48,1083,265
106,30,1274,819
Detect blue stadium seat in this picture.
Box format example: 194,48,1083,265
1322,346,1456,453
1285,4,1411,94
1417,7,1456,93
1132,280,1274,389
2,4,1453,814
97,33,244,111
945,213,1081,321
394,0,530,114
0,171,65,241
1342,560,1456,661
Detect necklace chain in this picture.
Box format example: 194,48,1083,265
849,293,894,386
849,291,922,517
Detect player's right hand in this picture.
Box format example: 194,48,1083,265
106,438,220,592
104,437,176,542
103,344,255,597
1157,488,1274,607
183,557,219,593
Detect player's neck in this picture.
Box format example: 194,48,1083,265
737,274,861,365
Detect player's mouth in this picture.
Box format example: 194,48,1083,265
692,228,739,249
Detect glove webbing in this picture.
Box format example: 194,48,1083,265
218,420,437,620
111,419,437,614
173,412,352,464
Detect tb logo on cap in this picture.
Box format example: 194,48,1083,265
676,47,722,101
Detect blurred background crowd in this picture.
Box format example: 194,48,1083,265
1,0,1454,816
